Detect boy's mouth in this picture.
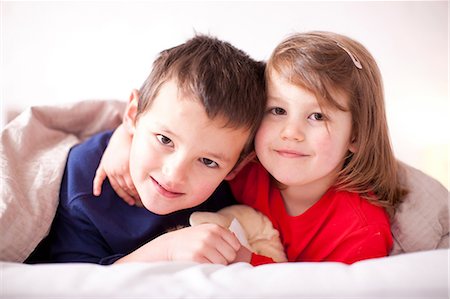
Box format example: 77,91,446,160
150,176,184,198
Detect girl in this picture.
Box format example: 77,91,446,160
94,31,407,265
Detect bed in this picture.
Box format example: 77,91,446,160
1,100,449,298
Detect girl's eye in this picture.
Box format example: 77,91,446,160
200,158,219,168
309,113,326,121
156,134,173,146
269,107,286,115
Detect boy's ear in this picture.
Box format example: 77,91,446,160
123,89,140,135
224,151,256,181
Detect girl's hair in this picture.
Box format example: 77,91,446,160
267,31,407,215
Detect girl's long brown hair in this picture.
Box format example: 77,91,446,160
267,31,407,216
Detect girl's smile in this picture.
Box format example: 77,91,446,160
255,70,355,204
275,149,309,158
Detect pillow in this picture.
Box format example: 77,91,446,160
0,100,125,262
390,162,449,254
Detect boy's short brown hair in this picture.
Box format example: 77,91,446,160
137,35,266,158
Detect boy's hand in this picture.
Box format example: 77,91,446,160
115,223,242,265
232,245,252,263
92,124,140,205
164,224,242,264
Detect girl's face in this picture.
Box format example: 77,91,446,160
255,71,356,196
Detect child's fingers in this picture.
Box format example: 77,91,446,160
202,248,230,265
203,232,240,264
220,228,241,252
110,179,136,206
123,175,140,201
93,166,107,196
198,224,240,264
116,175,139,204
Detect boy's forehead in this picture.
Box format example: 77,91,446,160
142,80,250,137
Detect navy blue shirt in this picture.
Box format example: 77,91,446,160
26,130,236,265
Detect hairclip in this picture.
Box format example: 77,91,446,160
336,42,362,70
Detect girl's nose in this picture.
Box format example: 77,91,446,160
280,121,305,142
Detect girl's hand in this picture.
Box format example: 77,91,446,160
93,124,140,205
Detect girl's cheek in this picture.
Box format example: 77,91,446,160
255,121,272,144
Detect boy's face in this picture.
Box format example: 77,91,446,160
128,79,249,215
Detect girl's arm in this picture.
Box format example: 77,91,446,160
93,124,139,205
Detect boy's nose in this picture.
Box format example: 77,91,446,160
161,155,188,184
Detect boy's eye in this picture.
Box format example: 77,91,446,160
309,113,325,121
156,134,173,146
200,158,219,168
269,107,286,115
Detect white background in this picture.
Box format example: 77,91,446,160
1,1,448,188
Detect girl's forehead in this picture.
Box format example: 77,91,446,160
267,70,350,110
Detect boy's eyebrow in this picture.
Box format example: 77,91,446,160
160,127,179,138
158,125,230,163
204,151,230,163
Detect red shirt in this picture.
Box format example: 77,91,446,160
229,162,393,265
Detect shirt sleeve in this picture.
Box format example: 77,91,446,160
250,253,275,266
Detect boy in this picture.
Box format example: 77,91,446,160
26,35,266,265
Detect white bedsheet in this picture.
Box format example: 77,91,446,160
2,249,449,298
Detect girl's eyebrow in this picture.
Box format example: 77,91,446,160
268,94,321,110
266,95,285,103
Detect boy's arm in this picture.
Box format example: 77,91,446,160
115,224,242,265
50,199,242,265
48,195,125,265
93,124,139,205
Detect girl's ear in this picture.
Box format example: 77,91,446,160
348,136,358,153
224,151,257,181
123,89,140,135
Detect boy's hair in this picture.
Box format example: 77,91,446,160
267,31,407,214
136,34,266,160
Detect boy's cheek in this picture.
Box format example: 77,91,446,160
191,178,224,205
